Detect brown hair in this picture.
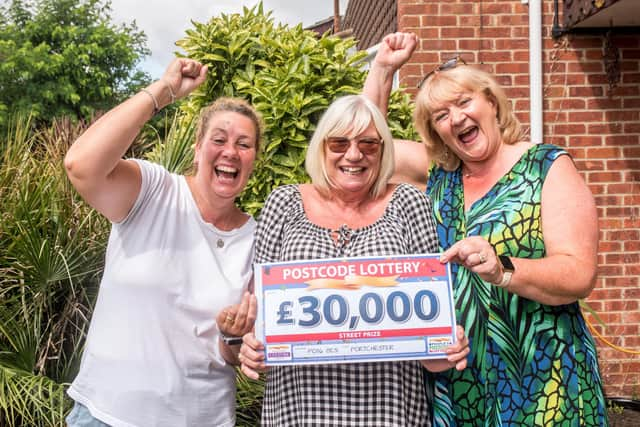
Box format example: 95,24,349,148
196,97,264,153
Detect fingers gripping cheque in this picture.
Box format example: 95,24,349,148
253,254,459,366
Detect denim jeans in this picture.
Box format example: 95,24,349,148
66,402,111,427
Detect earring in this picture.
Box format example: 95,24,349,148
443,147,449,160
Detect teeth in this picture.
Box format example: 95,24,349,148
341,167,363,174
216,166,237,173
458,128,473,138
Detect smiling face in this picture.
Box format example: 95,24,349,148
324,121,383,199
414,65,523,172
193,111,257,201
430,91,501,164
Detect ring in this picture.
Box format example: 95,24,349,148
478,252,487,264
226,315,235,323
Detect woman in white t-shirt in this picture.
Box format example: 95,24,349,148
64,58,260,427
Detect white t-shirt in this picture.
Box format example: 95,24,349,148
68,160,256,427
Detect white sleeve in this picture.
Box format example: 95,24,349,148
116,159,172,225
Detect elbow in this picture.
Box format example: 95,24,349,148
545,266,596,306
577,255,598,299
63,152,75,178
64,148,80,181
562,265,597,304
64,144,89,185
576,270,597,300
555,253,598,304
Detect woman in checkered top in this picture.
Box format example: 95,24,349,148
238,34,469,426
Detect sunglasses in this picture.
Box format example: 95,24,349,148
417,55,467,89
325,136,383,155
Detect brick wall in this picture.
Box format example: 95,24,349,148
397,0,640,398
343,0,397,50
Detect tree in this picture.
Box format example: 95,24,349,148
0,0,150,128
172,3,418,216
0,4,420,425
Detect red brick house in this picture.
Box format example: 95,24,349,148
328,0,639,399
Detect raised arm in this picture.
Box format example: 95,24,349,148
363,32,417,116
64,58,207,222
363,33,429,188
390,139,429,191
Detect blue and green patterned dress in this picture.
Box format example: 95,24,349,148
426,144,608,426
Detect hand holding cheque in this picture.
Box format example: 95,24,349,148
239,254,469,379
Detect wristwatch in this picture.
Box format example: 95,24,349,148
495,255,515,288
220,333,243,346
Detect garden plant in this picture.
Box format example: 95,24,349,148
0,4,417,426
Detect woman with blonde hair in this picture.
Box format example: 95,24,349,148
64,58,260,427
241,92,470,426
366,36,608,425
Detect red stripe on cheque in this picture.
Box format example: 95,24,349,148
265,326,452,344
261,258,446,286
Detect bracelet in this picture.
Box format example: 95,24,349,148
494,254,515,289
495,271,513,289
220,333,243,346
159,79,176,104
140,88,159,115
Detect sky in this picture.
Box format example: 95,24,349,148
109,0,350,79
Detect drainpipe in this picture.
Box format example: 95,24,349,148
522,0,543,144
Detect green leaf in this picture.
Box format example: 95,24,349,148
0,0,151,128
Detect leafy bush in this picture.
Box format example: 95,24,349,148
0,115,109,426
173,3,417,215
0,4,419,426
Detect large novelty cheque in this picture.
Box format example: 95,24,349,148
254,254,456,365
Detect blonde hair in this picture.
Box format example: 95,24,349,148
414,65,523,171
305,95,395,199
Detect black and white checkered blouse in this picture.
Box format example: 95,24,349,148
255,184,439,426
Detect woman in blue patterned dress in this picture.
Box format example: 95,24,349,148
366,37,608,425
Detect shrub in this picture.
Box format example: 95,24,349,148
0,4,419,425
173,3,417,215
0,115,109,426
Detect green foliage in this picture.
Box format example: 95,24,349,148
0,4,419,425
0,0,151,129
388,90,420,141
144,111,197,174
234,372,264,427
607,400,624,415
174,2,416,215
0,115,109,425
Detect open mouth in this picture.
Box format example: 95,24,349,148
458,126,479,143
340,166,365,175
215,165,239,179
